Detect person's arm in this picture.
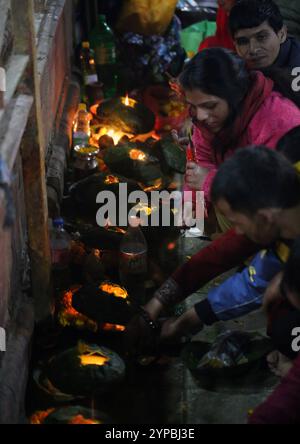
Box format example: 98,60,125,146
160,249,283,342
160,307,203,341
173,228,259,299
124,230,258,355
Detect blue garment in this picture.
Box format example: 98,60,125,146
275,37,300,70
207,249,283,321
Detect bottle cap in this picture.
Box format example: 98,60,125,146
128,215,141,228
82,41,90,49
53,218,64,227
78,103,87,111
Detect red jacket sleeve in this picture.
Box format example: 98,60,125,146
249,354,300,424
172,228,260,298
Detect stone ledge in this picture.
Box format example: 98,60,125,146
0,295,34,424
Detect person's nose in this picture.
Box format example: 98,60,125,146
249,38,259,55
196,107,209,123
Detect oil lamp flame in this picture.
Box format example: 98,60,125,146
129,149,147,161
80,353,109,367
121,95,137,108
102,323,126,332
99,283,128,299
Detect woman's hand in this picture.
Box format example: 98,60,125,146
185,162,208,190
160,307,203,342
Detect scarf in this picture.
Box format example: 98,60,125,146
194,71,274,163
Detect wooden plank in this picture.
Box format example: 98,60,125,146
11,0,52,321
0,55,29,122
0,95,33,172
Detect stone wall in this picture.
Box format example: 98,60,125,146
0,0,74,423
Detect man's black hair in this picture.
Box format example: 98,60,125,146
211,146,300,214
229,0,284,38
277,126,300,164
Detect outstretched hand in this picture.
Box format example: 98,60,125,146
123,311,160,357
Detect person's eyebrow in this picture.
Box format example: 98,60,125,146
235,30,269,40
185,100,217,107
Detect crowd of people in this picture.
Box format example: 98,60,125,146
124,0,300,424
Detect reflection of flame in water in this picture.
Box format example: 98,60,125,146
80,353,109,367
129,149,147,161
99,283,128,299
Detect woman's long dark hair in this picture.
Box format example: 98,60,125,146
179,48,251,160
179,48,300,160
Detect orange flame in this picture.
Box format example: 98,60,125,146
121,95,137,108
102,323,126,332
80,354,109,367
129,149,147,161
68,415,101,425
167,242,176,251
58,286,98,332
30,409,55,425
104,175,119,185
99,283,128,299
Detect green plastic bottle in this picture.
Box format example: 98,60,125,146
90,15,118,99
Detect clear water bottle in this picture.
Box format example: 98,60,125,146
50,218,72,292
50,218,72,271
119,216,148,307
90,15,118,99
73,103,91,147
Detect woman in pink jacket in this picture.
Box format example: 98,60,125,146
180,48,300,230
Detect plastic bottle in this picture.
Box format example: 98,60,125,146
50,218,72,291
80,41,99,86
89,15,118,99
73,103,91,147
79,41,99,103
119,216,148,307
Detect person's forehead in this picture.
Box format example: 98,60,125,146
185,89,219,105
234,21,275,39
